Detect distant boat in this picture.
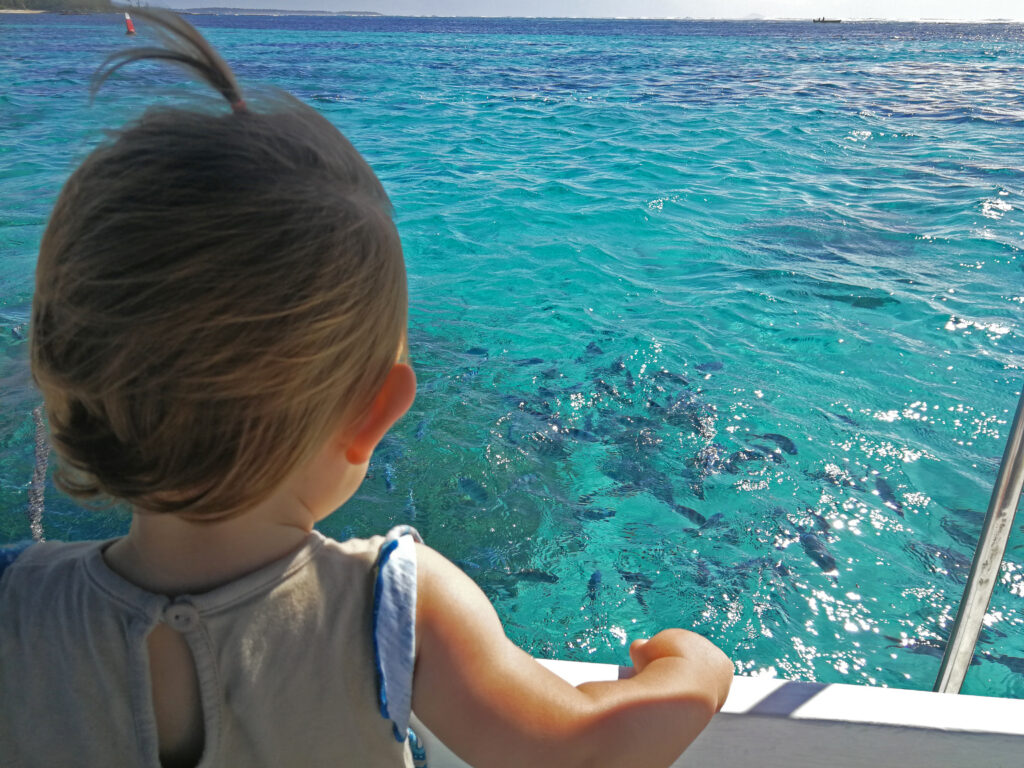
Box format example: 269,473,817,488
125,12,136,36
812,17,842,23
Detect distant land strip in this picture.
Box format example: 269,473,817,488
0,2,383,13
181,7,383,15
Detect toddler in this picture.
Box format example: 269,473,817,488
0,10,732,768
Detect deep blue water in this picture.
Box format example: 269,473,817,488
1,13,1023,698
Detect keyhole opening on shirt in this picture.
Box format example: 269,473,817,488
148,622,206,768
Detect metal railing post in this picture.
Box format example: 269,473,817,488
934,384,1024,693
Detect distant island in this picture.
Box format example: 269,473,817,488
0,2,382,13
181,7,383,15
0,0,114,10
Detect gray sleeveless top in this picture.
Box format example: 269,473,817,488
0,529,419,768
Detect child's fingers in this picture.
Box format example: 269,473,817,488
628,637,650,669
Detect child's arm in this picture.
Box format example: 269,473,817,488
411,544,733,768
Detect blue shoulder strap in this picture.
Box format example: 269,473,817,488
0,541,34,582
372,525,423,744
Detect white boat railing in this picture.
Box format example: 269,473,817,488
935,384,1024,693
412,659,1024,768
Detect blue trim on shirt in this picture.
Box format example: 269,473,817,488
0,541,33,582
372,537,401,725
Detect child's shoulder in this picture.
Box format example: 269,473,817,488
318,525,421,569
0,538,101,583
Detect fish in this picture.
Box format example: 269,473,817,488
808,463,861,489
805,507,831,535
564,427,601,443
383,463,396,492
815,292,899,309
465,346,489,358
725,449,765,473
696,361,723,372
752,444,785,464
603,459,677,508
618,570,653,610
885,636,981,667
752,433,798,455
587,570,602,602
675,505,708,526
799,532,838,573
831,412,857,426
652,370,689,387
514,568,559,584
874,476,904,515
692,557,714,587
995,655,1024,676
515,357,545,366
576,507,616,521
457,476,489,505
414,419,428,439
585,341,604,356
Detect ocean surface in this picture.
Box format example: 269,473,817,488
1,13,1023,698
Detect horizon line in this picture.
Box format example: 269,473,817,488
159,8,1024,23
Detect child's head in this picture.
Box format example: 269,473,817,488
30,10,408,521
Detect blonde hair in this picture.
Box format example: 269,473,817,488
30,9,407,521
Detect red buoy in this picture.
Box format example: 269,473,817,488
125,12,136,36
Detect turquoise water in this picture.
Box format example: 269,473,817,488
2,14,1023,698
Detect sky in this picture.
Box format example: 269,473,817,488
163,0,1024,21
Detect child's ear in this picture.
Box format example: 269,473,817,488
344,363,416,465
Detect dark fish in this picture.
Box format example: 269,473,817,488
808,463,861,489
752,433,798,455
699,512,725,530
587,570,602,602
610,356,626,372
585,341,604,356
725,449,764,473
564,427,600,443
885,636,981,667
675,505,707,526
515,568,559,584
995,655,1024,676
874,476,904,515
815,292,899,309
465,346,489,357
414,419,428,440
907,541,970,581
696,361,723,372
752,444,785,464
615,413,658,429
10,325,24,341
577,507,616,521
457,476,488,505
624,369,636,390
692,557,713,587
653,370,689,387
805,507,831,535
618,570,653,610
383,463,396,492
515,357,545,366
831,412,857,426
799,532,837,573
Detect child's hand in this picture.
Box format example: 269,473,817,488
412,546,733,768
629,629,733,712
